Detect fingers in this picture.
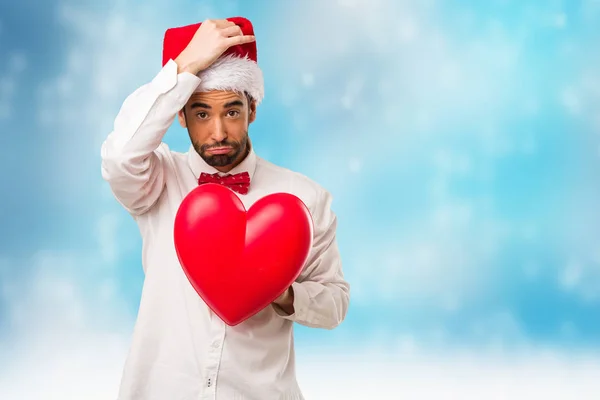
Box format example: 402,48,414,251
221,25,243,38
211,19,235,28
201,18,255,49
225,34,256,46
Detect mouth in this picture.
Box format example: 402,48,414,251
207,147,233,155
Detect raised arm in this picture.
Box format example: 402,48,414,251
100,61,200,215
101,18,256,216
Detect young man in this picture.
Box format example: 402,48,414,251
101,17,350,400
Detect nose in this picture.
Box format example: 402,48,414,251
210,117,227,142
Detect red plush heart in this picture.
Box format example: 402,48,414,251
173,183,313,326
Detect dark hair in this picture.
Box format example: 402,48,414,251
244,91,255,104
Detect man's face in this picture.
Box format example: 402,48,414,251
178,90,257,172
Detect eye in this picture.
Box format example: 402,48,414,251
196,112,208,119
227,110,240,117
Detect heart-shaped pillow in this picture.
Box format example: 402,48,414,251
174,183,313,326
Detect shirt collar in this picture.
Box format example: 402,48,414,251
187,140,257,181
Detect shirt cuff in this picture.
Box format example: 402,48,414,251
272,281,308,320
152,59,201,103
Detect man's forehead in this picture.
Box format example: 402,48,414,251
188,90,244,104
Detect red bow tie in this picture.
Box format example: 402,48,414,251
198,171,251,195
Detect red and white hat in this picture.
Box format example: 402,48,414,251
162,17,264,105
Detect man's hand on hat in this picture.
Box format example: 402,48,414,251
175,19,255,76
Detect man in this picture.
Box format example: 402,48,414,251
101,16,350,400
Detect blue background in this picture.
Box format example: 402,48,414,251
1,0,599,398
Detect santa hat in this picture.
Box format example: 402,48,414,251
162,17,264,105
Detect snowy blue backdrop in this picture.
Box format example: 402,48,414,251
1,0,600,398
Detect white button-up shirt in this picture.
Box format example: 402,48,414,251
100,59,350,400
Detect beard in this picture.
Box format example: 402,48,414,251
193,133,249,167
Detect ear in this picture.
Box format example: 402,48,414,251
248,99,257,124
178,108,187,128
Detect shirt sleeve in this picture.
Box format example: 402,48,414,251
100,59,201,216
272,187,351,329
